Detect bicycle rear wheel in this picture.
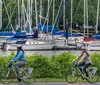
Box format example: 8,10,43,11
22,69,35,84
66,68,79,83
0,68,13,84
86,70,99,83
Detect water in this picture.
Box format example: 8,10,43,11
0,49,97,57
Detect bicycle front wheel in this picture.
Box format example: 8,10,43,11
22,69,35,84
86,70,99,83
0,68,13,84
66,68,79,83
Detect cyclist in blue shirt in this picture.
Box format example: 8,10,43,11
9,45,26,82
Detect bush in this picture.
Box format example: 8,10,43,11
0,52,99,78
91,52,100,71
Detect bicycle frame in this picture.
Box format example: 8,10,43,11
73,62,97,79
73,65,84,78
6,65,30,79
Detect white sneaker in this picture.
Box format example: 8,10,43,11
28,68,33,74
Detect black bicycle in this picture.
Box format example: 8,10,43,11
0,62,35,84
66,61,99,83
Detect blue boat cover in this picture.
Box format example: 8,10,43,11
0,32,26,37
38,23,59,32
52,31,80,37
91,34,100,39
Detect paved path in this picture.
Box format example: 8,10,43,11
0,82,100,85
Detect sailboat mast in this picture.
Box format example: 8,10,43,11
71,0,73,36
18,0,20,29
35,0,38,30
47,0,50,33
96,0,100,34
52,0,55,25
84,0,86,36
40,0,42,24
31,0,33,28
0,0,2,29
86,0,89,36
28,0,31,33
63,0,65,31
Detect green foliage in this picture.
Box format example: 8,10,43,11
0,52,99,78
2,0,99,28
90,52,100,71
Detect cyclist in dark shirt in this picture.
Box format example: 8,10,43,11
73,47,92,78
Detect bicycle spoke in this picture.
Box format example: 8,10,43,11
86,70,99,83
66,68,79,83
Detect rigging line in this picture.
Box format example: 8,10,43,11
7,4,17,29
22,0,33,31
41,0,53,32
72,29,84,36
89,0,97,11
51,0,63,33
22,0,29,28
73,0,82,21
3,0,14,31
22,0,25,31
88,0,97,17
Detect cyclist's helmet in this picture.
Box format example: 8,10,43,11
81,47,87,52
17,45,22,49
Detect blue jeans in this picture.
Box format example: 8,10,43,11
78,62,91,77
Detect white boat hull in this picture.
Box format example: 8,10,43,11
83,40,100,51
7,44,53,51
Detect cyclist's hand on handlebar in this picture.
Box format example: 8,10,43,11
77,62,80,65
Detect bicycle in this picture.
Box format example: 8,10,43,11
0,62,35,84
66,61,99,83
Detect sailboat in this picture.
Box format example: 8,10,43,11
1,0,55,51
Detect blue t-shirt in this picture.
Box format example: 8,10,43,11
12,50,26,61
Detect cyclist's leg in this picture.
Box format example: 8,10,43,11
78,62,85,72
14,61,26,79
83,63,91,77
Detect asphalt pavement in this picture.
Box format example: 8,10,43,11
0,82,100,85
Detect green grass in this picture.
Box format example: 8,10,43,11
1,78,100,83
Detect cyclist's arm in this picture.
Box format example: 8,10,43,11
73,56,80,62
78,58,83,64
12,51,23,61
78,53,86,64
12,52,18,61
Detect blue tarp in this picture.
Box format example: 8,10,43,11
52,31,80,37
38,23,59,32
0,32,13,36
0,32,26,37
7,36,26,41
91,35,100,39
